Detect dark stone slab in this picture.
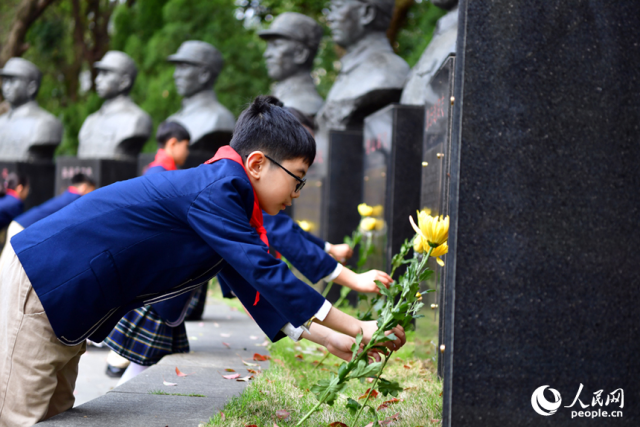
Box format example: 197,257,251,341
443,1,640,426
322,130,364,304
55,157,137,195
362,104,424,272
419,56,456,378
0,161,55,209
136,152,155,176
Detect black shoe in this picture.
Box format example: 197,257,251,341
105,364,126,378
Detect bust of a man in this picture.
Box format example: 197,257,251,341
0,58,63,161
167,41,235,152
78,51,152,160
401,0,458,105
258,12,324,117
316,0,410,131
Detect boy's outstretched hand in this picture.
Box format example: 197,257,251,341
321,329,384,363
353,269,393,293
327,243,353,263
361,321,406,351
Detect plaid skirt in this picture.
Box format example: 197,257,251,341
104,286,204,366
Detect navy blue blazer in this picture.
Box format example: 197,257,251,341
219,212,338,299
0,194,24,229
11,159,325,345
14,190,81,228
145,165,168,175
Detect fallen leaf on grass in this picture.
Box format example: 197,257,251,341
377,398,403,411
175,367,194,377
236,375,253,382
365,413,400,426
276,410,290,421
219,412,225,421
221,333,231,337
328,422,349,426
222,342,231,348
225,368,236,372
358,388,379,400
245,425,258,427
295,354,304,360
403,386,416,391
431,419,441,423
253,353,270,361
247,369,259,374
162,377,177,386
403,365,412,369
272,358,285,366
222,373,240,380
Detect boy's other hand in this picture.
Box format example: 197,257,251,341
327,243,353,262
360,321,406,351
354,270,393,293
324,332,385,363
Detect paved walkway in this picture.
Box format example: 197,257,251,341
39,303,270,426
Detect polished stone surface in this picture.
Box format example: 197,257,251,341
55,157,137,195
443,1,640,425
362,104,424,272
0,161,55,209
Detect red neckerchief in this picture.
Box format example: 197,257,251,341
5,189,20,200
67,186,81,195
205,146,268,306
147,149,177,172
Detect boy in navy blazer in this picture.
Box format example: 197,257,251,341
0,96,405,426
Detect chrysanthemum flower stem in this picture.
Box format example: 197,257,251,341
352,351,392,425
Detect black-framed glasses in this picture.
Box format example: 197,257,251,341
265,155,306,193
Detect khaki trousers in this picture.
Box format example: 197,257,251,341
0,221,24,273
0,243,86,427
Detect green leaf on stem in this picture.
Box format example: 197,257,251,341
375,281,392,298
419,269,434,282
346,397,362,415
377,378,403,397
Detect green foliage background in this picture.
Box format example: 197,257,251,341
16,0,446,156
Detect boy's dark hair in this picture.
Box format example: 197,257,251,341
230,95,316,166
156,121,191,148
70,173,96,187
285,107,315,132
1,172,29,196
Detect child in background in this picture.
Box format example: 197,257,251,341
0,172,29,248
144,121,190,175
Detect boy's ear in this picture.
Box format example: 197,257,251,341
245,151,267,180
165,137,178,149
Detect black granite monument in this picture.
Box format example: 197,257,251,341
361,104,424,272
442,1,640,426
55,157,137,195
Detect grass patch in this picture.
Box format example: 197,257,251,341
149,390,206,397
205,329,442,427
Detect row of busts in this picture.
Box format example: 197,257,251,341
0,1,459,163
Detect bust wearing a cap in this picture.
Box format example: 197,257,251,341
78,51,152,160
316,0,410,131
166,41,235,152
401,0,458,105
0,58,63,161
258,12,324,117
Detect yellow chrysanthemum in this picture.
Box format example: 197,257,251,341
430,242,448,266
371,205,384,217
358,203,374,217
409,211,449,247
359,217,377,231
296,220,313,232
413,233,425,253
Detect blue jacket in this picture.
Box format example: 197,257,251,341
145,165,168,175
0,193,24,229
14,189,81,228
219,212,337,298
11,160,326,345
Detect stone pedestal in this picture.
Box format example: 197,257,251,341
0,161,55,209
443,1,640,426
55,157,137,195
361,104,424,272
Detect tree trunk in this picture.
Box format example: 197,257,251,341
387,0,415,51
0,0,58,67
